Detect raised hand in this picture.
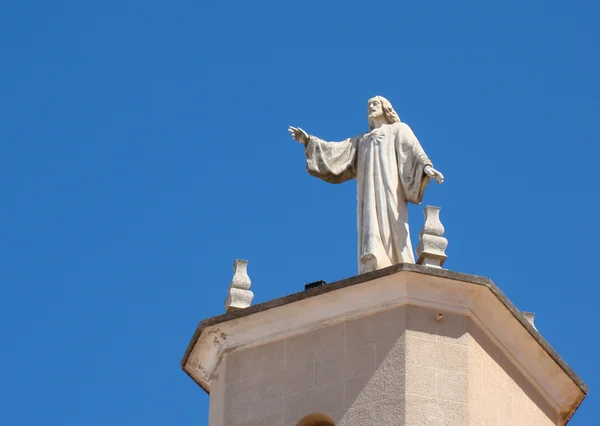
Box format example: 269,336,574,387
424,165,444,184
288,126,309,145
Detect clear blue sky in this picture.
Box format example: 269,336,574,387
1,0,598,424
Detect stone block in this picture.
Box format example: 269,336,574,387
479,388,500,425
284,323,345,367
405,363,436,398
344,373,373,408
342,344,376,379
226,339,285,384
497,392,514,424
340,396,406,426
435,341,468,374
345,306,406,350
405,394,467,426
345,348,408,409
225,398,283,426
283,389,312,425
406,305,437,340
406,336,437,368
328,410,345,424
255,361,315,402
437,370,467,403
436,312,469,345
314,354,343,387
406,336,468,374
309,381,344,414
375,335,405,366
224,377,254,412
369,361,405,399
282,382,343,425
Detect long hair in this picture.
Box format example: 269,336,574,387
368,95,401,131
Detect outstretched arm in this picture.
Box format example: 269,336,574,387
424,165,444,184
288,126,309,145
288,125,358,184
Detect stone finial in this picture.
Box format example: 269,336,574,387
522,312,537,330
416,206,448,268
224,259,253,313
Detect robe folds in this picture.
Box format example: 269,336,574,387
304,122,433,274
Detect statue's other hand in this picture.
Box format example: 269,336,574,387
288,126,309,145
424,166,444,184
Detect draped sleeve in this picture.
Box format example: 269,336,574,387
304,134,361,184
395,122,433,204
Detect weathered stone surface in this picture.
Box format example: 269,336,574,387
182,264,587,424
468,322,557,425
289,96,444,274
405,394,467,426
437,369,468,403
224,259,253,312
255,361,315,401
523,311,537,329
213,305,563,424
226,339,284,384
284,322,345,367
417,206,448,268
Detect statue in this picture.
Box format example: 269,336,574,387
288,96,444,274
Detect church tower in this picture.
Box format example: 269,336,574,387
180,208,586,425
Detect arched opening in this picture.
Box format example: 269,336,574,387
296,412,336,426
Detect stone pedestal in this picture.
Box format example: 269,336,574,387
181,265,587,425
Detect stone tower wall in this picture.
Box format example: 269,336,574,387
211,305,557,426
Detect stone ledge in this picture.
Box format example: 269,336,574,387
181,264,488,370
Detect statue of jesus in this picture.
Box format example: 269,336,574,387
289,96,444,274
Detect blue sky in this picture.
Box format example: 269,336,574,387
1,0,598,424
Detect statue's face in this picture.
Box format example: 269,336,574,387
367,97,384,119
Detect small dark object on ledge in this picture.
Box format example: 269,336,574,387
305,280,327,291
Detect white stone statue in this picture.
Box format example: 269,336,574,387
289,96,444,274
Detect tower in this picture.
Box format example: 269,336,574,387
180,248,586,425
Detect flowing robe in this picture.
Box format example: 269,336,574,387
304,122,433,274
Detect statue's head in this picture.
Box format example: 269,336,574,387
367,96,400,131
